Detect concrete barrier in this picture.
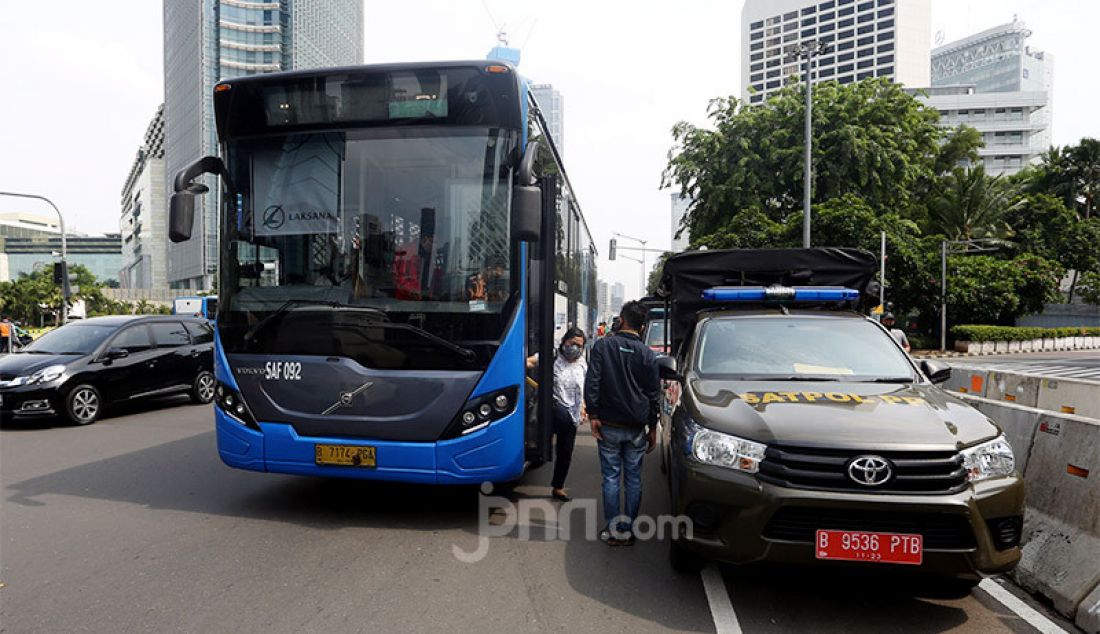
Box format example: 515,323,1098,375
1037,377,1100,420
944,365,989,397
956,392,1100,632
1016,411,1100,628
985,371,1042,408
1081,584,1100,634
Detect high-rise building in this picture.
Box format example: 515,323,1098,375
120,105,168,290
597,280,610,323
741,0,930,105
918,20,1053,176
670,193,692,252
610,282,625,317
530,84,564,156
163,0,364,289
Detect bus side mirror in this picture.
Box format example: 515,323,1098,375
170,156,228,243
511,185,541,242
511,140,542,242
169,191,197,243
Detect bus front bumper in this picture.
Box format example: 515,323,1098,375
214,406,526,485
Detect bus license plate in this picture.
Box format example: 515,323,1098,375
815,529,923,565
315,444,376,468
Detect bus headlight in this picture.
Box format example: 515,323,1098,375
686,419,766,473
443,386,519,439
216,381,258,429
960,435,1015,483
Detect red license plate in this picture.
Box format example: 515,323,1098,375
815,529,923,565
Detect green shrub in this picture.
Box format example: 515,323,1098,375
952,325,1100,342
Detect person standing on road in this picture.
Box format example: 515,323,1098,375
585,300,660,546
881,312,911,353
526,327,588,502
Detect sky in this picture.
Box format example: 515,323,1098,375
1,1,1098,299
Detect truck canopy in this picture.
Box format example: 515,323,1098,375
656,248,878,353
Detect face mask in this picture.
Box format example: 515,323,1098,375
560,343,583,361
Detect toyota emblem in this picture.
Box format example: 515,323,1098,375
847,455,893,486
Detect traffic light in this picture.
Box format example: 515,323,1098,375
52,261,67,285
609,238,617,261
52,261,76,297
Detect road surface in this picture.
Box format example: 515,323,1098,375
0,399,1079,633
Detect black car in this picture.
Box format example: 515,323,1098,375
0,315,215,425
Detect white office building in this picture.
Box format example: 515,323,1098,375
919,20,1053,176
670,193,691,252
741,0,930,105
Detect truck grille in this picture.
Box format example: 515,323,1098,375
758,445,969,495
763,507,977,550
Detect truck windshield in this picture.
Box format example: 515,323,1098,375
218,126,517,370
695,317,916,381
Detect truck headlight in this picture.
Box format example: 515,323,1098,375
687,419,766,473
12,364,67,386
960,435,1015,483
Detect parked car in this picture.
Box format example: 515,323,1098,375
0,315,215,425
657,249,1023,588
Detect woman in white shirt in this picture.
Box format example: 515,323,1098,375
527,327,588,501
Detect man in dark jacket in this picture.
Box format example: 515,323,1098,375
584,300,660,545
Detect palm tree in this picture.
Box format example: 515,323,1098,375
1068,138,1100,219
929,165,1020,242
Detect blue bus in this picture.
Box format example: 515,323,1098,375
167,61,597,484
172,295,218,321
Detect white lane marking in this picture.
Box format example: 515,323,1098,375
701,564,742,634
978,578,1069,634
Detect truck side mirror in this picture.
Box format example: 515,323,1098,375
657,355,682,381
920,359,951,384
169,156,228,243
511,140,542,242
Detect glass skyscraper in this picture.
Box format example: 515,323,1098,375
163,0,363,289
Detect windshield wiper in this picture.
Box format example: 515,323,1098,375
242,299,476,362
243,299,389,343
867,376,915,383
377,322,477,363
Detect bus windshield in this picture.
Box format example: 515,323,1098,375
218,126,517,369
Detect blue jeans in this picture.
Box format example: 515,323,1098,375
597,425,647,535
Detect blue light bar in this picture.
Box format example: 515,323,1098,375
701,286,860,302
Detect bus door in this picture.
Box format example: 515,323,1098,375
524,174,558,465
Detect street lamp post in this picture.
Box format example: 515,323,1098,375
613,232,648,295
0,191,68,323
789,41,830,248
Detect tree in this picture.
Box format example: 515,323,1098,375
1079,271,1100,305
0,265,111,324
663,78,946,244
945,254,1063,326
927,165,1020,241
1024,138,1100,219
646,251,674,296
